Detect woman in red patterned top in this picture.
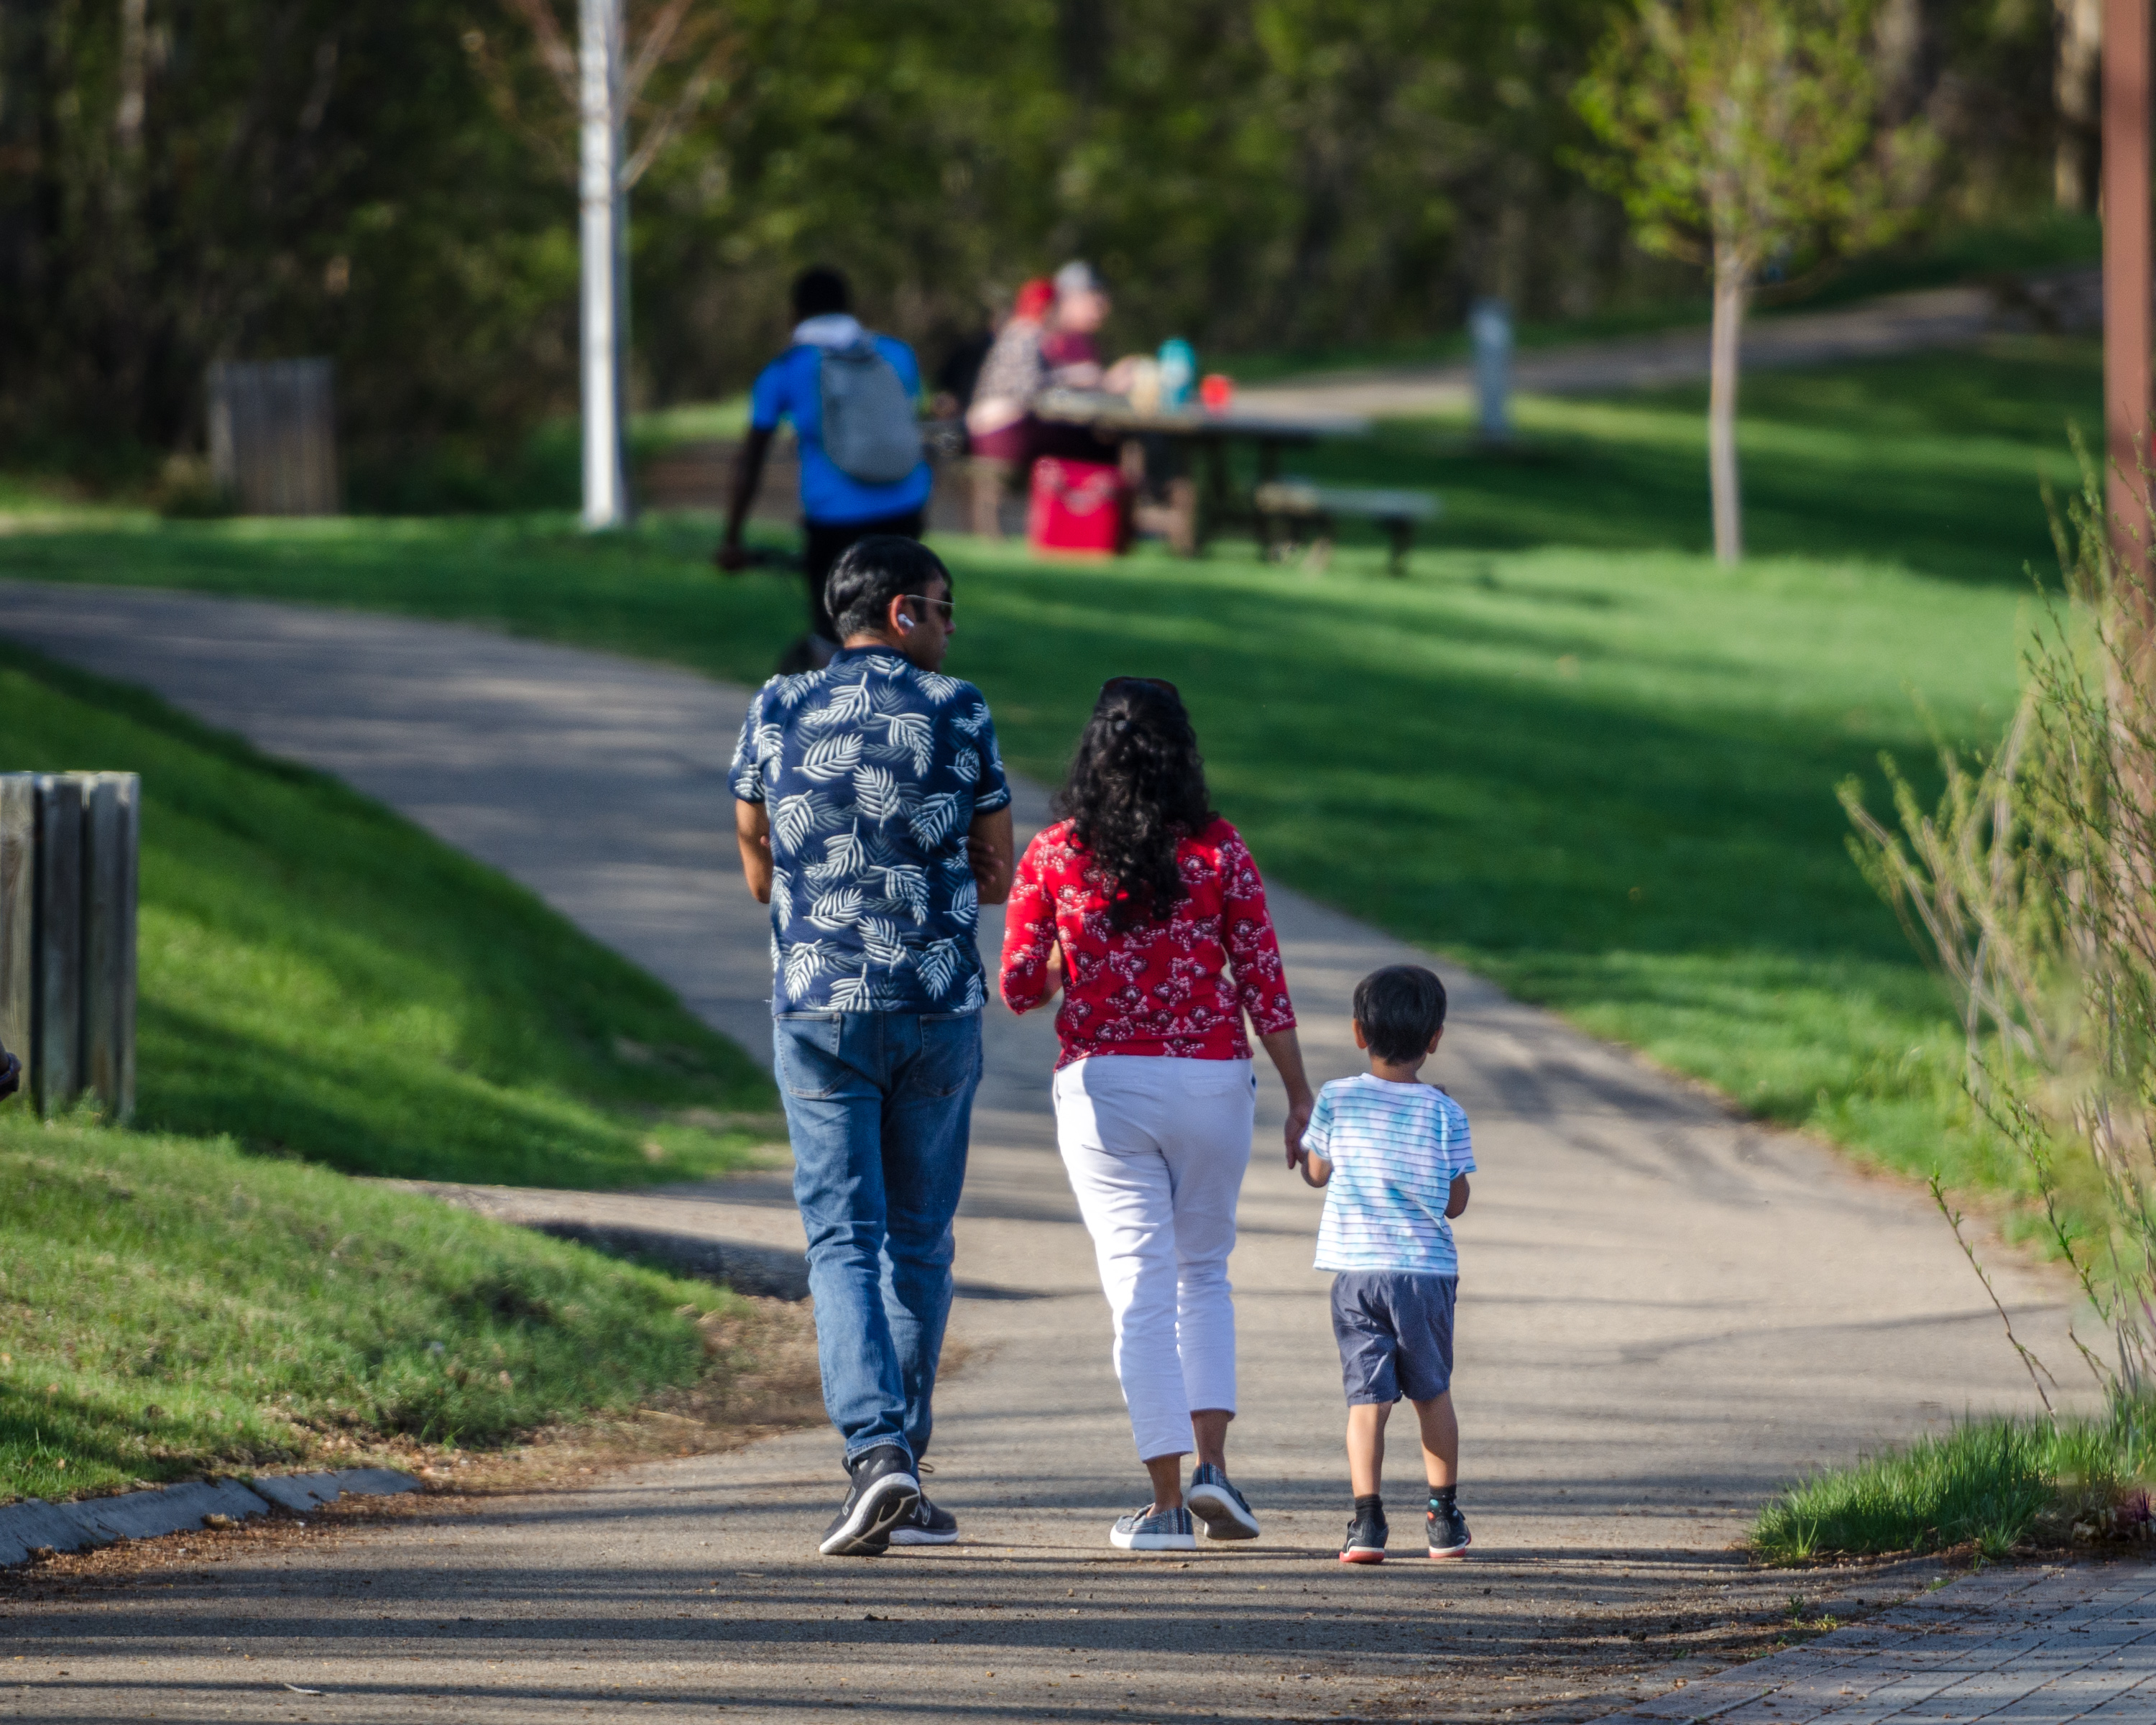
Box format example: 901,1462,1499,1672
1001,678,1314,1552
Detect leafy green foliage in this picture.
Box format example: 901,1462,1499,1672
0,640,775,1186
0,1113,734,1502
1573,0,1922,276
1842,436,2156,1394
1,0,2056,487
0,0,576,478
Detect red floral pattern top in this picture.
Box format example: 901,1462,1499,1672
999,816,1297,1068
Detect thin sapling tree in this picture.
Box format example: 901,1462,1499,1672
1574,0,1926,564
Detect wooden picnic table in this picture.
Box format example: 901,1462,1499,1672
1031,389,1370,554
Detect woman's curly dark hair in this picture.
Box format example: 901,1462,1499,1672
1052,679,1215,931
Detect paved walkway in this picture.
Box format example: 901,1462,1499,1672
1238,273,2094,420
1612,1560,2156,1724
0,581,2110,1721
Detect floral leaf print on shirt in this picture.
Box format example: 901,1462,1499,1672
730,645,1010,1014
998,817,1296,1068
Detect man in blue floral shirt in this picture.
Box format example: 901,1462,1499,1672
729,535,1013,1556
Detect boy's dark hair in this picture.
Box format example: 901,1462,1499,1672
825,537,950,640
1353,964,1447,1063
792,265,851,320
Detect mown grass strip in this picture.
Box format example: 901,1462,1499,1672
1754,1404,2156,1563
0,639,775,1187
0,1113,742,1504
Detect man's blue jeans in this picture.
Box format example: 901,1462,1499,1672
774,1009,982,1466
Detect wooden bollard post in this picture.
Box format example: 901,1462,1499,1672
0,778,30,1067
0,772,139,1120
34,774,83,1112
83,775,139,1121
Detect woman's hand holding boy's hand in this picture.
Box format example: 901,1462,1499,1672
1282,1091,1314,1167
1257,1027,1314,1168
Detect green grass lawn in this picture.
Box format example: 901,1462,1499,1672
0,1112,745,1503
0,642,773,1186
0,643,786,1503
1290,336,2096,585
1753,1402,2156,1563
0,339,2093,1223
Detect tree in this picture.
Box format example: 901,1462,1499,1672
0,0,576,487
2055,0,2103,211
1575,0,1925,564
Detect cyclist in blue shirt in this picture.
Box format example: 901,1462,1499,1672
717,267,934,670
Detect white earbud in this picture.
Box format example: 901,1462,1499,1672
897,614,915,632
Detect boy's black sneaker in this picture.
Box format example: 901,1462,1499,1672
819,1445,918,1557
1427,1490,1471,1560
888,1494,959,1546
1340,1502,1388,1565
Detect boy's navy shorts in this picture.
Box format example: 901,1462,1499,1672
1330,1271,1457,1404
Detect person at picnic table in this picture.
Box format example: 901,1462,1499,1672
999,677,1314,1552
717,267,932,671
962,276,1055,538
1041,259,1110,388
729,535,1015,1556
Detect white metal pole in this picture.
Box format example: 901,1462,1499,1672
579,0,624,530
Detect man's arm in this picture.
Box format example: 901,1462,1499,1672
967,806,1014,905
734,799,773,903
1446,1172,1470,1218
716,426,776,571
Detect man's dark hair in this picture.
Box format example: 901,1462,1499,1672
825,536,949,640
792,265,851,320
1353,965,1447,1063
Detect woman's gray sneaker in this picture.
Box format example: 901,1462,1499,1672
819,1445,919,1556
1109,1504,1197,1552
1186,1463,1260,1540
888,1493,959,1546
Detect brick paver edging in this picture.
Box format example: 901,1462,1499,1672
1603,1561,2156,1724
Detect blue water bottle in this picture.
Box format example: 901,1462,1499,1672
1156,339,1197,411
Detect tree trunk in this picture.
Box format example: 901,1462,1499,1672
2057,0,2104,210
1708,248,1746,567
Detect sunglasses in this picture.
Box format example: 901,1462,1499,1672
1100,676,1181,701
900,593,954,622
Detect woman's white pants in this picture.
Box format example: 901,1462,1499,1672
1052,1054,1255,1462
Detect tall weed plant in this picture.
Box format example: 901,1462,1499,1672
1841,437,2156,1404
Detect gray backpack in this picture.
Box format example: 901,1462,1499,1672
818,339,923,484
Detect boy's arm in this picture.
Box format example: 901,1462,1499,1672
1296,1150,1332,1189
1445,1172,1470,1218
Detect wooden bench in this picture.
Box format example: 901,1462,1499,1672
1253,480,1440,575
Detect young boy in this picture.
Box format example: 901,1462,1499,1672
1294,963,1473,1564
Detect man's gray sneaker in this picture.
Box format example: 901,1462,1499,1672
888,1493,959,1546
1109,1504,1197,1552
819,1445,918,1556
1186,1463,1260,1541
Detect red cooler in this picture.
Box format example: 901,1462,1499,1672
1028,458,1125,556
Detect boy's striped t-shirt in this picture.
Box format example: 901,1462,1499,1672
1306,1073,1475,1274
